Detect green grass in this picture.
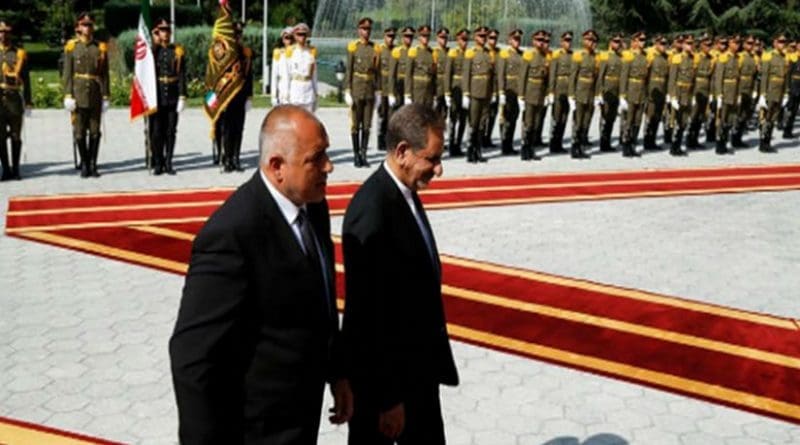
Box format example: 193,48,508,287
30,70,62,87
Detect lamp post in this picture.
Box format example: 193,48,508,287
335,60,345,103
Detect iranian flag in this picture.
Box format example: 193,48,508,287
130,0,158,120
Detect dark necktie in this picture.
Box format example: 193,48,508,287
411,192,440,275
297,209,332,315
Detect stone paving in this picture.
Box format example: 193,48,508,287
1,108,799,444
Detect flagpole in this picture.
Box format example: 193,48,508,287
242,0,246,22
170,0,175,43
262,0,268,95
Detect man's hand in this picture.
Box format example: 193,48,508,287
499,93,506,106
757,95,767,110
378,403,405,439
670,97,679,111
444,95,452,108
388,95,397,107
177,97,186,113
544,94,554,107
462,96,470,110
328,379,353,425
344,91,353,107
64,97,76,112
567,97,576,111
102,99,110,113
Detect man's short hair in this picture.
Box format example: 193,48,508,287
386,104,445,153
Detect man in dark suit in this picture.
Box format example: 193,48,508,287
169,105,352,445
341,104,460,445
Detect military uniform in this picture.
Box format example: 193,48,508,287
663,38,684,145
707,44,722,143
644,40,669,151
462,27,494,163
149,26,186,175
596,45,622,152
345,19,378,167
782,50,800,138
620,44,649,157
733,48,758,146
517,35,549,160
497,29,525,156
388,28,414,111
375,28,396,151
688,47,715,148
548,35,573,154
433,29,450,121
404,28,436,108
270,27,293,105
0,23,31,181
758,44,789,152
281,24,318,111
63,16,109,178
444,29,469,157
481,30,500,148
713,46,739,154
568,31,599,159
667,46,694,155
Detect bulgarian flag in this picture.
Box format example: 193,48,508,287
130,0,158,120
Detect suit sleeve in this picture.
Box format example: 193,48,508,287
169,223,252,445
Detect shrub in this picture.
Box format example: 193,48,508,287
104,0,203,37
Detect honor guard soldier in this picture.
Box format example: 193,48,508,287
63,12,109,178
643,35,670,151
229,21,253,171
281,23,318,111
619,31,650,157
687,34,716,149
548,31,574,154
375,27,396,151
149,18,186,175
444,28,470,157
568,29,600,159
707,36,724,143
756,33,790,153
0,21,32,181
481,28,500,148
518,30,551,160
663,34,684,144
667,34,695,156
345,17,378,167
596,32,624,152
387,27,414,110
270,27,294,106
497,28,524,156
462,26,494,163
433,27,450,120
533,32,552,146
404,25,436,108
732,35,759,147
782,37,800,138
713,36,740,154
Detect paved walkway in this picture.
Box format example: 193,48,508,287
1,108,798,444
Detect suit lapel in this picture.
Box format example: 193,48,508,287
249,172,307,269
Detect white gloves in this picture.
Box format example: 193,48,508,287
102,99,110,113
375,92,382,104
64,97,76,112
177,97,186,113
757,95,767,111
691,97,697,108
444,95,452,108
24,107,32,117
490,94,498,105
670,97,679,111
499,94,506,106
567,97,576,110
782,95,790,108
344,92,353,107
404,95,412,105
462,96,471,110
594,96,603,107
517,97,525,108
544,94,554,107
245,99,252,112
751,91,758,100
388,95,397,107
618,97,629,113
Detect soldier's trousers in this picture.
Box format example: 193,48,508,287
717,102,738,144
671,105,692,151
759,101,783,149
448,88,468,156
573,101,594,146
500,92,520,152
688,93,710,146
219,97,246,168
377,96,390,151
482,100,499,145
707,98,718,142
72,106,102,140
0,97,23,178
599,92,619,151
622,102,646,146
782,94,800,136
521,102,545,158
350,97,375,134
550,94,570,151
435,95,448,122
645,91,666,148
468,97,490,161
148,105,179,169
734,94,755,140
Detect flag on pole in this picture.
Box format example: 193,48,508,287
130,0,158,120
203,0,245,136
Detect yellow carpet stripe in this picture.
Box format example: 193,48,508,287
4,217,209,234
130,225,197,241
0,420,107,445
7,200,225,217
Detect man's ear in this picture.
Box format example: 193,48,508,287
267,155,284,180
394,141,410,165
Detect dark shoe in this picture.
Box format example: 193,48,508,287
154,165,163,175
10,140,22,180
351,133,362,167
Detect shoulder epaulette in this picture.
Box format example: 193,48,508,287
621,50,634,63
408,47,418,58
646,51,656,64
447,48,460,58
522,49,534,62
174,44,185,58
499,48,510,59
597,50,609,62
391,47,402,59
347,40,358,53
761,51,773,63
465,48,476,59
285,45,294,58
718,52,730,64
433,49,440,63
546,52,552,62
272,47,283,60
98,42,107,53
16,48,26,60
310,46,317,58
572,50,584,63
550,49,562,60
671,53,683,65
64,39,76,53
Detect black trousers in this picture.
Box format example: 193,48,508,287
216,96,247,166
348,384,445,445
148,105,178,168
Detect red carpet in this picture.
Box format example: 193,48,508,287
5,165,800,425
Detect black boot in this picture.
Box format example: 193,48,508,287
520,131,531,161
571,140,589,159
351,132,362,167
0,137,9,181
731,128,745,148
377,132,386,152
360,131,370,167
522,130,540,160
164,134,177,174
77,137,90,178
759,125,777,153
550,123,567,154
10,139,22,180
670,129,687,156
89,135,101,177
664,127,673,145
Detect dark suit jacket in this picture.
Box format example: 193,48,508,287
341,164,459,411
169,172,338,445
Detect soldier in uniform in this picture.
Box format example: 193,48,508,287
568,29,600,159
375,27,396,151
643,35,670,151
532,31,552,147
344,17,378,167
388,26,414,111
462,26,494,163
663,34,684,145
444,28,469,157
497,28,524,156
281,23,318,111
713,36,740,154
481,29,500,148
596,32,623,152
433,28,450,121
686,34,715,149
270,27,294,106
404,25,436,108
707,36,724,143
756,33,790,153
63,12,109,178
667,34,695,156
547,32,573,154
517,29,551,160
782,37,800,138
149,18,186,175
732,35,759,147
0,21,32,181
215,21,253,172
619,31,650,157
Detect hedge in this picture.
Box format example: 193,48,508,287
104,0,203,37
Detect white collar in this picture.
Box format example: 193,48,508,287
384,161,414,203
260,168,305,226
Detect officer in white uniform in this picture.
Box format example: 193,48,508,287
280,23,318,111
270,26,294,106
